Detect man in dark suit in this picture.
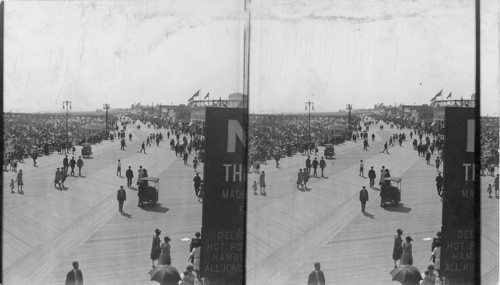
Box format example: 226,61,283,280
435,172,443,197
193,173,202,197
319,157,326,178
117,186,126,212
368,166,376,188
305,156,311,174
63,155,69,172
307,262,325,285
76,156,84,176
65,261,83,285
69,157,76,176
359,186,369,212
125,166,134,188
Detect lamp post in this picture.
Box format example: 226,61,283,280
103,103,110,131
62,100,72,154
305,101,314,154
346,104,352,130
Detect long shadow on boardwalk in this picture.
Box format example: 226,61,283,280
142,204,169,213
383,204,412,213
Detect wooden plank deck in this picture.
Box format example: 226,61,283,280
3,121,496,285
246,126,428,284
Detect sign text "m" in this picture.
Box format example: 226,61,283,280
227,120,246,153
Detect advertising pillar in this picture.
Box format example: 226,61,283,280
201,108,248,285
441,107,479,284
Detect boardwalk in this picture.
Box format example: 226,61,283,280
3,121,497,284
246,122,498,285
3,122,204,284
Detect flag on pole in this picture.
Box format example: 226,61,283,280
188,90,200,101
431,89,443,101
204,92,210,99
446,92,452,99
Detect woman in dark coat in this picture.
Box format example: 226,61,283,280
392,229,403,268
151,229,162,268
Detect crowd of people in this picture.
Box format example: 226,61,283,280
248,114,361,165
481,117,499,176
3,113,117,165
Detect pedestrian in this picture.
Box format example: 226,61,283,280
121,138,126,150
76,156,84,176
185,265,196,283
425,264,437,285
319,157,326,178
158,236,172,265
421,270,434,285
368,166,376,188
425,150,431,165
10,179,16,193
303,168,310,189
179,270,192,285
431,231,441,253
307,262,325,285
400,236,413,265
379,166,386,185
312,157,319,177
392,229,403,268
372,133,375,141
487,184,493,198
137,166,144,184
116,159,122,176
65,261,83,285
151,229,162,268
125,166,134,188
60,168,67,189
129,133,132,141
193,157,199,172
275,153,280,168
297,169,304,189
190,242,201,278
435,157,441,171
183,151,189,165
193,173,201,197
189,232,202,253
54,168,61,189
363,139,368,151
146,136,151,147
382,141,389,154
431,243,441,279
259,171,266,194
495,174,499,198
69,157,76,176
435,173,443,197
253,181,258,194
63,155,69,172
359,160,364,177
359,186,369,212
117,186,126,212
15,169,24,193
306,156,311,173
71,146,76,155
140,141,146,153
32,151,38,167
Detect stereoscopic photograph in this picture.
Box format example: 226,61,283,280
2,0,498,284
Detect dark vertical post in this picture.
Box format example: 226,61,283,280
103,103,110,131
305,101,314,153
62,101,71,154
474,0,481,283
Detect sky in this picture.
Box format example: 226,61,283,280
4,0,499,115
